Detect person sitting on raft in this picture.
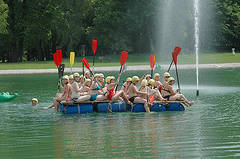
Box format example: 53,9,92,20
139,79,149,100
104,75,132,105
82,79,91,95
148,79,166,102
128,76,150,112
85,71,91,79
97,73,105,87
76,74,106,102
121,77,132,98
153,73,163,95
48,75,72,111
69,75,74,85
71,73,82,102
162,72,170,89
163,77,194,107
145,74,151,82
79,75,85,88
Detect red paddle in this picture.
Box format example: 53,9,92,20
172,52,181,93
92,40,97,72
150,54,156,78
53,51,65,92
120,51,128,72
115,51,129,91
92,40,97,55
56,50,63,65
82,57,93,75
167,46,181,72
53,53,59,67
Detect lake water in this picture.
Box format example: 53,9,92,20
0,69,240,158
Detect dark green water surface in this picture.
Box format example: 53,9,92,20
0,69,240,159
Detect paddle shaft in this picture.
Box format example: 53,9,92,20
151,69,153,79
167,60,173,72
115,66,123,91
92,55,95,73
175,64,181,93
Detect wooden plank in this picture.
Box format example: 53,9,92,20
60,100,184,106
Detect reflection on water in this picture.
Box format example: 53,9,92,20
0,69,240,158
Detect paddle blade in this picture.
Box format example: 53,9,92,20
82,57,90,70
120,51,128,66
70,52,75,67
92,40,97,55
53,53,60,67
172,52,178,65
173,46,181,56
150,54,156,69
56,50,63,64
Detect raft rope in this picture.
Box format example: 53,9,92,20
107,102,112,113
78,104,80,114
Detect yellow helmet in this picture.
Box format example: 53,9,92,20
99,73,104,78
73,73,80,77
69,75,74,79
62,75,69,81
163,72,170,78
105,76,111,84
126,77,132,82
84,79,91,86
154,73,160,79
32,98,38,104
148,79,155,86
168,77,175,83
141,79,148,87
132,76,140,83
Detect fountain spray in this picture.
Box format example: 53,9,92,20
194,0,200,96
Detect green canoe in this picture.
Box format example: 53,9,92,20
0,92,18,103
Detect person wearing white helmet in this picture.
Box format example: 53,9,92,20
71,73,82,102
121,77,132,97
48,75,72,111
84,71,91,79
162,72,171,97
139,79,149,100
148,79,166,102
76,73,107,102
163,77,194,107
128,76,150,112
69,75,74,85
154,73,163,95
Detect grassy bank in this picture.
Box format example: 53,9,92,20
0,53,239,70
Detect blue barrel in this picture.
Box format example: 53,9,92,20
164,103,185,111
150,103,166,112
129,103,185,112
97,102,126,113
130,103,146,112
59,103,93,114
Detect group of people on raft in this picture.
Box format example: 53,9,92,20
47,71,194,112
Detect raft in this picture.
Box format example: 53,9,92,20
0,92,18,103
59,101,185,114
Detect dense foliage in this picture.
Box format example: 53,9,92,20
0,0,239,62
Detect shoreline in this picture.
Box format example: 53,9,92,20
0,63,240,75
